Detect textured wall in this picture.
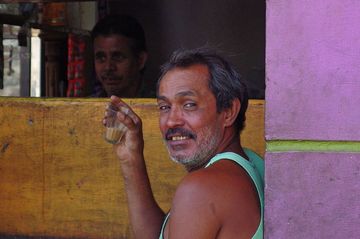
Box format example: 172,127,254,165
265,152,360,238
266,0,360,238
266,0,360,141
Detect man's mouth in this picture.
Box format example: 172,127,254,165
101,74,121,82
165,128,196,141
102,77,117,82
169,135,190,141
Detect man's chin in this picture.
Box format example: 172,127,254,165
104,88,124,97
168,152,193,165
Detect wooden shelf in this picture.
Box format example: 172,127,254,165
0,14,90,37
33,23,91,37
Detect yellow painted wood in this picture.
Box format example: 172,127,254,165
0,97,264,238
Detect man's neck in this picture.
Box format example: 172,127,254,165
219,136,247,159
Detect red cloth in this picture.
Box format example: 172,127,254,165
67,34,86,97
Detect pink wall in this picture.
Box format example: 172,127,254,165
265,153,360,238
266,0,360,238
266,0,360,140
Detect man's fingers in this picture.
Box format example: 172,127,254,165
106,96,141,128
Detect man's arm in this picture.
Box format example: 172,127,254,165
166,171,221,239
107,96,165,239
119,151,165,239
166,160,261,239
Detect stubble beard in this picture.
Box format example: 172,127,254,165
166,124,222,170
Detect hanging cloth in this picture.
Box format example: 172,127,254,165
66,34,86,97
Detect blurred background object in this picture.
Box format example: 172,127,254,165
0,0,265,99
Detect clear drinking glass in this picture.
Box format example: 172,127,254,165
104,105,128,144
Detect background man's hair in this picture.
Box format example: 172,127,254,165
157,47,249,133
91,14,147,56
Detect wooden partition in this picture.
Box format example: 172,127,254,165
0,98,264,239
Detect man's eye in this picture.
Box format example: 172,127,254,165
112,54,126,62
184,102,196,109
95,55,106,62
158,105,170,112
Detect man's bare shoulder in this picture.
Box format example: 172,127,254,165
175,160,259,206
167,160,260,238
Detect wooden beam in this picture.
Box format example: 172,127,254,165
0,98,265,238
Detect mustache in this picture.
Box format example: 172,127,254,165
165,128,196,140
101,72,116,78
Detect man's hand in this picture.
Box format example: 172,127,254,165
103,95,144,164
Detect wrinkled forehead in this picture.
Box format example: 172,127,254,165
158,64,211,96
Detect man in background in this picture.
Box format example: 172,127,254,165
91,14,148,97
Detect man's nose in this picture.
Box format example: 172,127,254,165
104,59,116,71
166,107,185,128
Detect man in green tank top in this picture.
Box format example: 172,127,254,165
104,47,264,239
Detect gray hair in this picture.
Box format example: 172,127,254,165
157,47,248,133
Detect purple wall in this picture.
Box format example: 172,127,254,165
266,1,360,238
266,0,360,141
265,152,360,238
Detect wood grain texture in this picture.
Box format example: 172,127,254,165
0,98,264,238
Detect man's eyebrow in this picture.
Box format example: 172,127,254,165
175,90,196,97
157,90,196,101
157,95,167,101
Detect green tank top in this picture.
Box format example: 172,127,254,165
159,148,264,239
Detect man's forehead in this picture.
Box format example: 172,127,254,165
94,35,131,49
94,47,126,53
158,65,211,98
162,65,209,83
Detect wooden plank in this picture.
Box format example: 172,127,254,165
0,97,264,238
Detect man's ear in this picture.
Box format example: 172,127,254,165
137,51,148,70
223,98,241,127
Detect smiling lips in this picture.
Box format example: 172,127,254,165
102,77,119,83
165,128,196,142
169,135,190,141
166,132,194,153
166,135,192,151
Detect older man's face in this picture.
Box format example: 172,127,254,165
94,34,143,97
157,64,226,171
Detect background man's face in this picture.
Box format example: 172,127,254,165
157,64,226,170
94,34,142,97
